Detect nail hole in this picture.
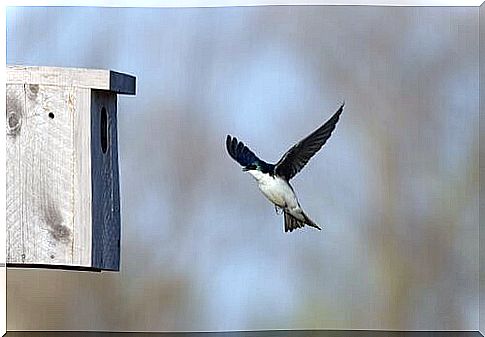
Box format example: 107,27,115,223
48,112,55,119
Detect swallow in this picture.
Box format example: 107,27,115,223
226,102,344,232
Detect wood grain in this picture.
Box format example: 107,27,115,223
7,65,136,96
7,66,111,91
6,65,134,270
72,87,93,267
6,84,102,267
6,85,25,263
23,84,75,264
91,90,120,271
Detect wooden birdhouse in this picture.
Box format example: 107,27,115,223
6,65,136,271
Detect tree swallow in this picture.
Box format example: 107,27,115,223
226,102,344,233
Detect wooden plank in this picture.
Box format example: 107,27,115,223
110,71,136,95
6,85,26,263
106,93,121,270
6,65,132,270
72,88,93,267
91,90,120,271
7,66,110,91
7,83,94,268
7,65,136,96
18,84,75,265
7,263,100,272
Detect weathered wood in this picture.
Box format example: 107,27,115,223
11,84,75,265
6,65,134,271
110,71,136,95
6,85,25,263
91,90,120,271
72,87,93,267
7,65,136,95
6,83,93,268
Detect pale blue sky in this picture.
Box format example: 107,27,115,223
7,5,479,331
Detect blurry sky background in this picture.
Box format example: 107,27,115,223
6,5,479,331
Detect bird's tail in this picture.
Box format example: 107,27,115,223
284,210,322,233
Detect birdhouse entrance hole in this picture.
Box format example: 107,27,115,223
100,106,108,154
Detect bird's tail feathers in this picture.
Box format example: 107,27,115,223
284,211,321,233
302,212,322,231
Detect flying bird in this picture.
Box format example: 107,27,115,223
226,102,344,233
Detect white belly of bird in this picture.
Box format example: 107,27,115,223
247,170,299,210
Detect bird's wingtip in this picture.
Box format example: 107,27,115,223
225,135,233,155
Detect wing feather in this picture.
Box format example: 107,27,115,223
275,102,344,180
226,135,264,168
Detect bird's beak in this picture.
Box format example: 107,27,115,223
242,167,249,172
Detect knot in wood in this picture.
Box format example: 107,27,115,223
27,84,39,99
28,84,39,94
7,110,21,135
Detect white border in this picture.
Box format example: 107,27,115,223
3,0,483,335
4,0,485,7
1,2,6,336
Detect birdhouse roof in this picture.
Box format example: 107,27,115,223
7,65,136,95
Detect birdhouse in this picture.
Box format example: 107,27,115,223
6,65,136,271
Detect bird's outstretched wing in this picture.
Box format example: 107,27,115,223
226,135,265,168
275,102,344,181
